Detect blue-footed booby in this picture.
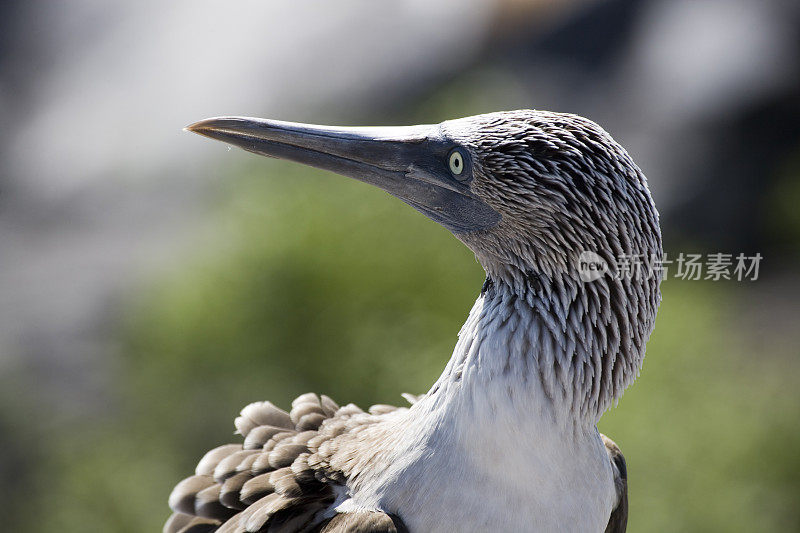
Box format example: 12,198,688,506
166,110,662,533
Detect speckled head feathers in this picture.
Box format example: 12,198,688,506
438,110,663,415
442,110,661,288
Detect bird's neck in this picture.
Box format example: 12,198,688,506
357,274,643,529
422,270,656,426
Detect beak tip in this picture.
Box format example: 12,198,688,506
184,120,208,135
185,117,245,139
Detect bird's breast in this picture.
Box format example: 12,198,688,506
343,402,617,532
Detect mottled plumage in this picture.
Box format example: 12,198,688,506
170,110,663,532
166,392,626,533
166,395,409,532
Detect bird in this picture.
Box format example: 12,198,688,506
166,110,662,533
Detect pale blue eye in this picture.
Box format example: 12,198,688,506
449,150,464,176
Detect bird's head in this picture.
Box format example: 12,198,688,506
187,110,661,291
188,110,663,412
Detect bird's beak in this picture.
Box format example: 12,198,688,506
185,117,500,234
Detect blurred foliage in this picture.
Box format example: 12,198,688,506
23,162,481,532
765,146,800,256
11,62,800,528
2,2,798,531
18,158,799,532
409,66,533,123
599,283,800,532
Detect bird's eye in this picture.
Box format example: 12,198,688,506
448,150,466,178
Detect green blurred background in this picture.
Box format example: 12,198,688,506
1,1,799,532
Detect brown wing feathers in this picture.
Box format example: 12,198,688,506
165,393,406,533
602,434,629,533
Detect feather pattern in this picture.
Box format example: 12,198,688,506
166,392,627,532
168,110,661,532
166,395,414,532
